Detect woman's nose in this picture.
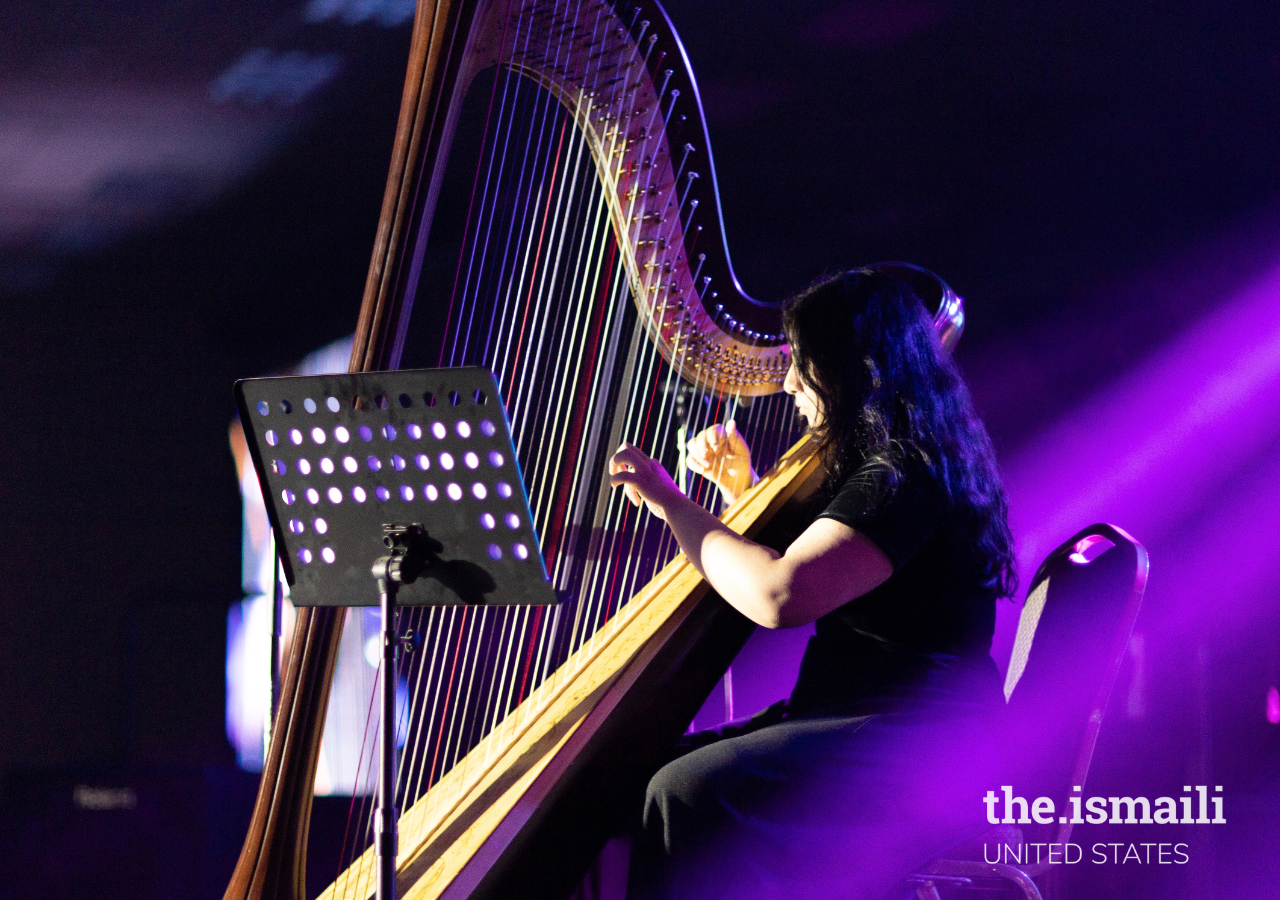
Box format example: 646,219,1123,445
783,363,798,394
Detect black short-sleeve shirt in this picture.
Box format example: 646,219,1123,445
787,456,999,714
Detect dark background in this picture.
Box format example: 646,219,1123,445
1,1,1278,897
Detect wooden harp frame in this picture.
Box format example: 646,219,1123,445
224,2,963,899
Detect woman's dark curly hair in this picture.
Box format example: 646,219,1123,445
783,268,1017,599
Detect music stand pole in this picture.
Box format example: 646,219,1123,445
371,525,432,900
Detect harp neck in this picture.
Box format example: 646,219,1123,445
355,0,789,396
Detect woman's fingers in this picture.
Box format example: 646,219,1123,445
725,419,744,448
609,443,656,496
686,423,747,473
686,425,726,466
609,442,644,474
608,441,679,520
608,467,644,506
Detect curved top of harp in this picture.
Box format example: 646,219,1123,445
444,0,963,396
417,0,787,397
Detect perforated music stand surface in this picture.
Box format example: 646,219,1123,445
234,367,556,608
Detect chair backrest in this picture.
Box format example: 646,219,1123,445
1001,523,1149,847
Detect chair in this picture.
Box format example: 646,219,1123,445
906,523,1150,900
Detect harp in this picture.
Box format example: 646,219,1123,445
223,2,963,899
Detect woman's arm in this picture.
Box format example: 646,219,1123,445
610,442,892,628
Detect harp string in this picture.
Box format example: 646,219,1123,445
473,0,603,735
334,18,553,886
331,611,394,894
436,0,559,744
489,0,652,703
398,0,606,848
331,2,801,889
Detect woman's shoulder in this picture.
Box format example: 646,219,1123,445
824,447,944,515
817,450,950,571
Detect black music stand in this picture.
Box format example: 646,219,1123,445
235,367,557,900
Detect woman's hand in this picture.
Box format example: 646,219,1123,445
685,421,757,505
609,442,686,521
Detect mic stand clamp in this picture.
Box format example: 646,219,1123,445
370,523,432,900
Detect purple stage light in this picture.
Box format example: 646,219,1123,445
996,261,1280,671
1005,262,1280,567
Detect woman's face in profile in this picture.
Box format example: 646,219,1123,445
783,358,824,428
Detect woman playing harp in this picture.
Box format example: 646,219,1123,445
224,2,1009,898
610,268,1017,900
